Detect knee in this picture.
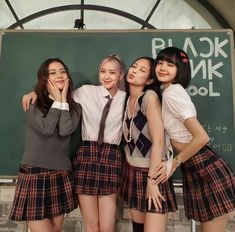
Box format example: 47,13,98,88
84,220,99,232
100,223,115,232
52,226,63,232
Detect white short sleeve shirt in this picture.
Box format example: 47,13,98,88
162,84,197,143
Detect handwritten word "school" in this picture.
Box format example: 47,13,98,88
152,37,229,97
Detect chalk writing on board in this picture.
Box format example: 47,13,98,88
202,124,233,152
152,36,229,97
202,124,229,134
210,141,233,152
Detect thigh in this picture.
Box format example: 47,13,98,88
27,219,53,232
144,212,168,232
78,194,99,227
98,193,117,232
201,214,229,232
131,209,145,224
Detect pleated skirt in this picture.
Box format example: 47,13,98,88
72,141,122,196
9,165,76,221
121,161,178,214
181,145,235,222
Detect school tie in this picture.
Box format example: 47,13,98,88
97,95,113,145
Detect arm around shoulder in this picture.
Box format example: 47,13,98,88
22,91,37,111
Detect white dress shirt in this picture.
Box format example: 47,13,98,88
73,85,126,145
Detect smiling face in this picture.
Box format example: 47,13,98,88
155,59,177,88
48,61,68,90
99,60,123,96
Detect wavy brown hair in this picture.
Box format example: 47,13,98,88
34,58,78,116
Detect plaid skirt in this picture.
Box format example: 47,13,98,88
121,161,178,214
9,165,76,221
181,145,235,222
72,141,122,196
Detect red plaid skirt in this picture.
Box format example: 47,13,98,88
9,165,76,221
181,145,235,222
72,141,122,196
121,161,178,214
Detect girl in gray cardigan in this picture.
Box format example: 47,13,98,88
9,58,81,232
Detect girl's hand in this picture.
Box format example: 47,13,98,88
152,161,168,184
47,79,61,102
153,160,177,184
146,179,165,211
61,79,69,102
22,91,37,111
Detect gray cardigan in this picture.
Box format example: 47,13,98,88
21,103,81,170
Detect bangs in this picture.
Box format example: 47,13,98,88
157,53,177,64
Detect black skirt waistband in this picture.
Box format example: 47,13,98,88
19,165,59,174
82,140,119,150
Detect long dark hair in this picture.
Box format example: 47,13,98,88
34,58,78,116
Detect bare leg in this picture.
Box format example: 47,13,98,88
131,209,145,232
131,209,145,224
78,194,99,232
98,193,117,232
27,219,53,232
201,214,229,232
50,215,64,232
144,212,167,232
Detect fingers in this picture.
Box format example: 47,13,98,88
154,173,167,185
160,175,168,184
22,96,26,112
148,193,165,211
32,95,37,104
47,80,61,102
158,192,165,202
22,91,38,111
48,79,59,90
61,79,69,102
47,79,55,90
47,85,53,97
153,166,164,177
147,184,166,211
47,79,53,92
22,95,30,111
64,79,69,88
153,161,167,178
152,163,168,184
152,195,160,211
153,161,164,173
148,196,151,211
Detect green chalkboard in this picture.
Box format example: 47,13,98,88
0,29,234,178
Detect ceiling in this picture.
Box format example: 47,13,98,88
207,0,235,31
0,0,234,35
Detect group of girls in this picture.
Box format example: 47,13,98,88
9,47,235,232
